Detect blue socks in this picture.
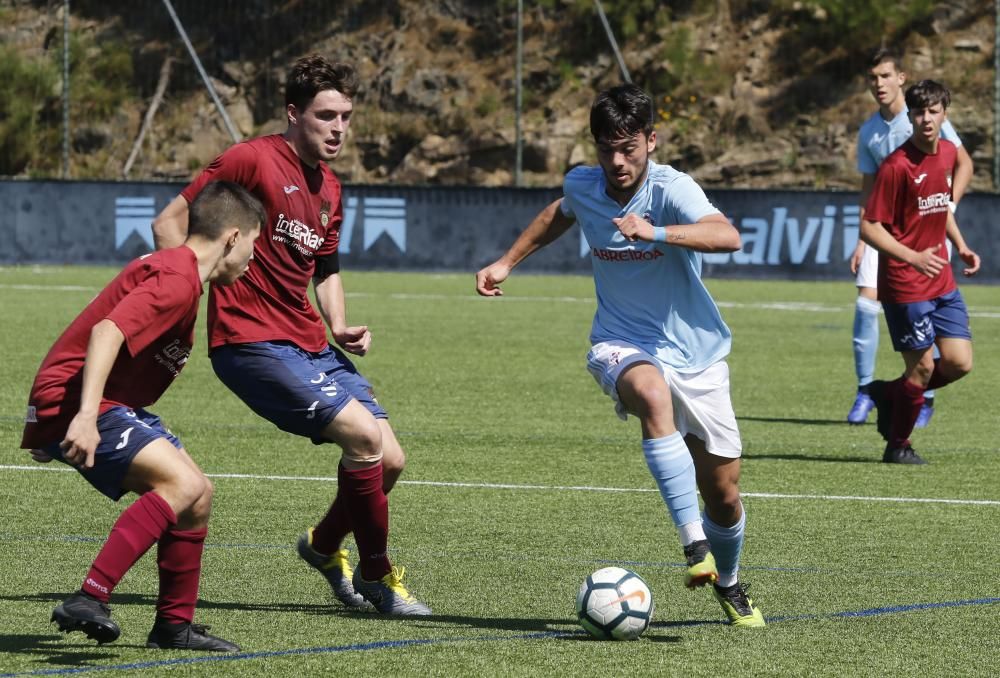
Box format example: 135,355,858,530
702,506,746,588
642,433,701,537
852,296,881,388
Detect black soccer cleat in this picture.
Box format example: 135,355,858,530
882,444,927,465
146,620,240,652
868,380,892,441
51,591,121,644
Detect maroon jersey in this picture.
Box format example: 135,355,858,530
180,135,342,352
21,248,202,449
865,139,957,304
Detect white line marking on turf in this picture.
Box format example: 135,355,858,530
2,464,997,506
5,284,1000,317
0,283,98,292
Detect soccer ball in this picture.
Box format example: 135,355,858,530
576,567,654,640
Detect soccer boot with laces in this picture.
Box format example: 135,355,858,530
146,620,240,651
847,390,875,425
683,539,719,589
713,582,766,628
352,566,432,616
882,443,927,465
297,528,372,609
51,591,121,644
867,380,892,441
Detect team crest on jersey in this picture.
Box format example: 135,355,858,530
319,200,331,227
642,211,655,225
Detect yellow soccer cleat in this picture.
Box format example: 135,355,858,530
683,539,719,589
352,566,432,616
713,582,766,628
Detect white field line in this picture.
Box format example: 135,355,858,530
1,464,997,506
5,284,1000,318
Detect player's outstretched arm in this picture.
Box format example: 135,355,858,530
945,211,981,276
152,195,191,250
615,213,740,253
475,199,575,297
61,320,125,469
860,218,947,278
315,272,371,356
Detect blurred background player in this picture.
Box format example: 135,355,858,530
861,80,980,464
152,54,430,615
847,47,973,427
22,181,263,650
476,84,764,627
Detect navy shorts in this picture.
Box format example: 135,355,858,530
42,407,182,501
210,341,387,445
883,289,972,353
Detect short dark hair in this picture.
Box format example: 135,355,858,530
285,54,358,112
188,181,265,240
869,46,904,72
590,84,654,143
905,79,950,110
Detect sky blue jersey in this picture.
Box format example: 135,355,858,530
857,106,961,174
560,161,730,373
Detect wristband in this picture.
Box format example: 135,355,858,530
652,226,667,242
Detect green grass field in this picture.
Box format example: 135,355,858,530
1,266,998,677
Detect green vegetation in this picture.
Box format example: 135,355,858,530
774,0,937,53
2,268,999,675
0,46,57,176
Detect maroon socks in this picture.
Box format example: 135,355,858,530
155,527,207,623
888,377,925,449
82,491,177,603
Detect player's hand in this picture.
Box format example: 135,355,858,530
334,325,371,356
959,248,981,276
613,214,654,242
909,245,947,278
476,263,511,297
849,241,865,275
28,449,53,463
60,412,100,469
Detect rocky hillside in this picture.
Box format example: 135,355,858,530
2,0,995,191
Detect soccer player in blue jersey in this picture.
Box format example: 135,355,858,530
847,47,973,427
476,84,764,628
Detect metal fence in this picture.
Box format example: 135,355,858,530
2,1,997,189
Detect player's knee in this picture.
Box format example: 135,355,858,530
341,419,384,465
382,438,406,474
189,476,214,520
156,470,210,517
946,355,973,380
703,482,742,522
630,382,672,420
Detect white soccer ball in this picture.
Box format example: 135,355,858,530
575,566,654,640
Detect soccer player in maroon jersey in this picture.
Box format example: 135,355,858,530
152,55,430,615
860,80,981,464
22,181,263,650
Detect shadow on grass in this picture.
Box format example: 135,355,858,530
744,452,879,464
3,593,714,652
0,592,332,616
0,633,122,666
738,415,853,426
322,608,710,643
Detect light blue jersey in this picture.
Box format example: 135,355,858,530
561,161,730,373
857,106,961,173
